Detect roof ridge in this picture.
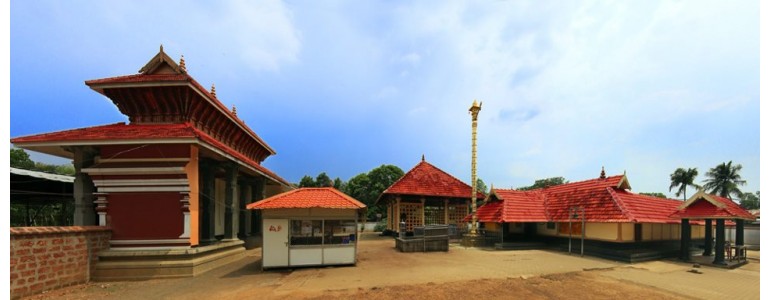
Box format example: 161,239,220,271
606,187,636,222
541,174,624,191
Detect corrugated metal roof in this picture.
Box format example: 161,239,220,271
10,167,74,183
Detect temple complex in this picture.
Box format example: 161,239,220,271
376,156,483,234
472,169,755,265
11,46,292,279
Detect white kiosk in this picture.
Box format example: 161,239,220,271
248,187,366,269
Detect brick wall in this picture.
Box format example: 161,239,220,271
10,226,111,299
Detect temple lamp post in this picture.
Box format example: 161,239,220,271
468,100,482,235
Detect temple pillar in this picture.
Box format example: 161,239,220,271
680,219,691,261
703,219,713,256
395,196,401,229
420,197,425,226
444,199,449,225
199,159,217,245
714,219,726,265
72,147,97,226
224,163,238,241
238,179,248,238
735,219,744,246
250,178,265,234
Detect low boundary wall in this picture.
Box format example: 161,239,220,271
10,226,111,299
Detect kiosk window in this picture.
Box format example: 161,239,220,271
290,220,322,245
324,220,357,245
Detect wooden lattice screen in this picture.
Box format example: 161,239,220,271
424,205,445,225
400,202,422,231
447,204,468,226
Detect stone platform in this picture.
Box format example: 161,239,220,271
93,240,247,281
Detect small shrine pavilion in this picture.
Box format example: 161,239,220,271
11,46,292,279
670,190,756,266
376,157,483,233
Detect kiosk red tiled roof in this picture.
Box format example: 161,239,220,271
248,187,366,210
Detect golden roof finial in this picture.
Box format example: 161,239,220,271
179,55,186,73
210,84,217,98
600,166,606,179
232,105,237,116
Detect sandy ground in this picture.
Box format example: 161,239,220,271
26,233,760,300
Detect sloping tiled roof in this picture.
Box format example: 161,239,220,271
608,189,683,223
11,123,197,143
472,174,703,224
247,187,366,210
542,175,629,222
494,189,549,222
11,122,290,186
473,200,503,223
380,160,484,200
670,192,755,220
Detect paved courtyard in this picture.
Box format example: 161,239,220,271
26,233,760,299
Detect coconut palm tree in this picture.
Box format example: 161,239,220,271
702,161,746,200
669,167,700,200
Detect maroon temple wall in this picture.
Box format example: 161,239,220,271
10,226,111,299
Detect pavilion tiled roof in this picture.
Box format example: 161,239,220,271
10,122,290,186
670,191,755,220
247,187,366,210
379,160,484,203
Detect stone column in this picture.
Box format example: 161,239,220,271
703,219,713,256
680,219,691,261
250,178,265,234
199,159,217,245
72,147,97,226
238,179,248,239
735,219,744,246
714,219,726,265
224,163,238,241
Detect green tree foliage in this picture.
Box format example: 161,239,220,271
343,165,404,221
10,148,75,175
640,192,668,199
740,191,759,210
315,172,333,187
298,175,316,187
703,161,746,200
10,148,35,170
476,178,488,195
518,177,568,190
333,177,345,190
669,167,700,200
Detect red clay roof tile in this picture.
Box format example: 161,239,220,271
670,193,755,220
472,174,708,224
381,160,484,200
247,187,366,210
11,122,290,186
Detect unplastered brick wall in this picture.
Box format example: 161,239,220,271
10,226,111,299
